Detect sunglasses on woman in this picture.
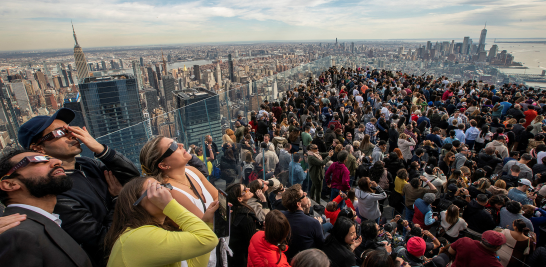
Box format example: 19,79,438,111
1,155,52,181
156,141,178,167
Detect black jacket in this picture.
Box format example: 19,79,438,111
462,200,496,234
476,152,502,169
53,145,139,267
228,206,259,267
323,236,357,267
0,207,92,267
384,156,405,179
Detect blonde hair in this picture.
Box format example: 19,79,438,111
494,179,506,189
399,133,407,139
222,134,234,144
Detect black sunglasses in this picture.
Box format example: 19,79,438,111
133,183,173,206
156,141,178,167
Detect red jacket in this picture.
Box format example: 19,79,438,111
523,109,537,127
325,195,355,225
325,162,350,191
247,231,291,267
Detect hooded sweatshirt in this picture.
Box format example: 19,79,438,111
325,162,350,191
485,140,509,159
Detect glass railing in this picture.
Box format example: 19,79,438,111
9,53,539,192
88,55,334,176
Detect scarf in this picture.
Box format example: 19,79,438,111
308,150,323,161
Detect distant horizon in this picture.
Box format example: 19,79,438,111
1,37,545,53
3,0,545,51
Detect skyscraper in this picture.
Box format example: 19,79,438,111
161,50,168,76
78,74,147,166
162,75,176,111
478,24,487,53
63,93,87,128
132,61,144,90
72,22,90,84
147,66,158,90
140,57,144,67
215,62,222,88
174,88,222,146
193,65,201,82
228,54,234,82
488,44,498,61
462,37,470,54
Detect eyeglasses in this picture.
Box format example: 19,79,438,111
241,187,250,196
33,129,70,146
1,155,52,181
297,194,306,202
133,183,173,206
156,141,178,167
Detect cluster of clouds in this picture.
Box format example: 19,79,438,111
1,0,545,50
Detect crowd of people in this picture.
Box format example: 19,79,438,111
2,65,546,267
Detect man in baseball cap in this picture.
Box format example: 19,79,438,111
17,108,140,266
448,230,506,267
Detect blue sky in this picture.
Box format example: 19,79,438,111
1,0,545,50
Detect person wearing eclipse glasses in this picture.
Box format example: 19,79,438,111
0,149,92,267
17,108,140,267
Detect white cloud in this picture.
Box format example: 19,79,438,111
0,0,544,50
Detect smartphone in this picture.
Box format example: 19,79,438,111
214,189,230,238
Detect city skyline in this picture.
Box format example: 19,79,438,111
2,0,546,51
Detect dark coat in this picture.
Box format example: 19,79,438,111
462,200,496,234
228,206,259,267
323,236,357,267
53,146,139,267
0,207,92,267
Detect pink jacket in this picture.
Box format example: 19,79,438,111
325,162,351,191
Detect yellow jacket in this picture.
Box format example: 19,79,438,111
107,200,218,267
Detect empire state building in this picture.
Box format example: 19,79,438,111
72,22,90,83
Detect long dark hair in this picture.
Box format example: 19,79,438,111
104,177,179,257
265,210,291,264
326,217,355,248
369,161,385,183
226,183,254,219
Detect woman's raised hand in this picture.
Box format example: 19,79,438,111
147,180,173,210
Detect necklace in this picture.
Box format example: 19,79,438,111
165,174,192,189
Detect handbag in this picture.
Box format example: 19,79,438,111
438,213,458,238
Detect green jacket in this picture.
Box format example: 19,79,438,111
301,132,313,147
308,153,331,181
234,126,245,143
344,153,357,176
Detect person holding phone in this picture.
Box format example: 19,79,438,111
105,178,219,267
139,136,219,266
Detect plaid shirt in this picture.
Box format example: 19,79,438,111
365,122,378,144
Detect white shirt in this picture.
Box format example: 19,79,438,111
8,204,62,227
355,95,364,106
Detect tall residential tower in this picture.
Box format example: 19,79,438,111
72,22,90,84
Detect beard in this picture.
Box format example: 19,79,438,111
19,168,73,198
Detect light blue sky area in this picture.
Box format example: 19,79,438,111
1,0,545,50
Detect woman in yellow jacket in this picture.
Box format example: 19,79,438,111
105,177,219,267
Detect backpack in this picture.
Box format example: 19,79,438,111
242,163,254,185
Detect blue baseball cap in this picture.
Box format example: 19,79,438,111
18,108,75,149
